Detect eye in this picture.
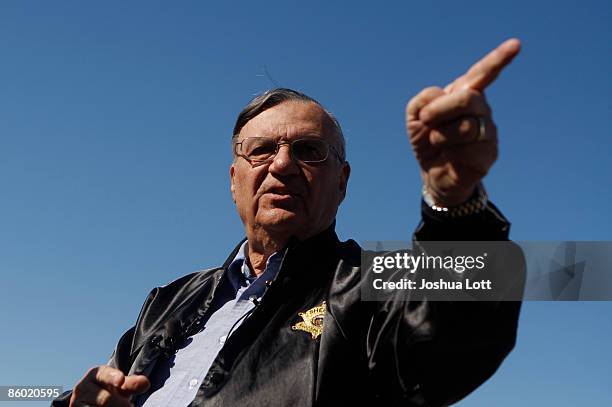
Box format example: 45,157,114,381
293,140,327,162
244,138,276,159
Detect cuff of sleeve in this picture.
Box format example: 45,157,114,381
414,199,511,241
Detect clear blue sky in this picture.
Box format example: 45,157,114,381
1,1,611,406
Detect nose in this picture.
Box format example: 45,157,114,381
269,142,299,175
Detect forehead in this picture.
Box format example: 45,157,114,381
238,101,333,140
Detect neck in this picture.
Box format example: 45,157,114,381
244,222,336,276
246,234,286,277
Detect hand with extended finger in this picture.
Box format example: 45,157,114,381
406,39,521,207
69,365,150,407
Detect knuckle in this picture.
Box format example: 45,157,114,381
424,87,445,103
459,118,473,136
422,86,444,96
407,121,421,135
457,89,474,109
408,86,444,119
96,365,123,386
94,365,109,382
419,106,433,122
96,390,112,405
409,86,442,105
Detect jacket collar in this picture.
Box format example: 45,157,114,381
222,222,340,271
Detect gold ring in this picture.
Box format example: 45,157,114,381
476,116,486,141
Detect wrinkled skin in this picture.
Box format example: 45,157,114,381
230,101,351,273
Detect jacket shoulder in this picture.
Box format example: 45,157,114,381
336,238,362,265
131,267,224,349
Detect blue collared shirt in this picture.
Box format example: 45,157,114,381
136,241,282,407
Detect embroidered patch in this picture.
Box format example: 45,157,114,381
291,301,326,339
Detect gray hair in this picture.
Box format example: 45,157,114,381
232,88,346,162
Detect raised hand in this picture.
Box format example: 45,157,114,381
406,39,521,207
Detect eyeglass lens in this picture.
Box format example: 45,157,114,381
241,138,328,163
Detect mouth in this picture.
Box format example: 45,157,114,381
262,187,303,207
266,191,298,201
265,187,301,197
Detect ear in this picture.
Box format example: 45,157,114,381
338,161,351,204
230,164,236,203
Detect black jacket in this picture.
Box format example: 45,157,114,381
53,202,522,406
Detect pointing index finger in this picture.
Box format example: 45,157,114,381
449,38,521,92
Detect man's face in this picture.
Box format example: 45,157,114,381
230,101,350,241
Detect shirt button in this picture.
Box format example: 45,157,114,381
219,335,227,345
188,378,198,389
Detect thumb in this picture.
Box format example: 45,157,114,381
119,375,151,395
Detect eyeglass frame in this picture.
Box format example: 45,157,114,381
233,136,344,167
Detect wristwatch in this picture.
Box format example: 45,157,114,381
422,183,488,218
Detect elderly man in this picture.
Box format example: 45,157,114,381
56,39,522,407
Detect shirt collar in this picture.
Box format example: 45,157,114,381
226,240,283,290
226,240,251,291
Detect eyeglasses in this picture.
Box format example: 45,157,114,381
234,137,343,166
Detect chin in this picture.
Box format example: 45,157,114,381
258,210,308,235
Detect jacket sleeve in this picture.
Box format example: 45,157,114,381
366,201,525,406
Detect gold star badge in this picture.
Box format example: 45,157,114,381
292,302,326,339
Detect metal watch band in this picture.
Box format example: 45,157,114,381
422,183,488,218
